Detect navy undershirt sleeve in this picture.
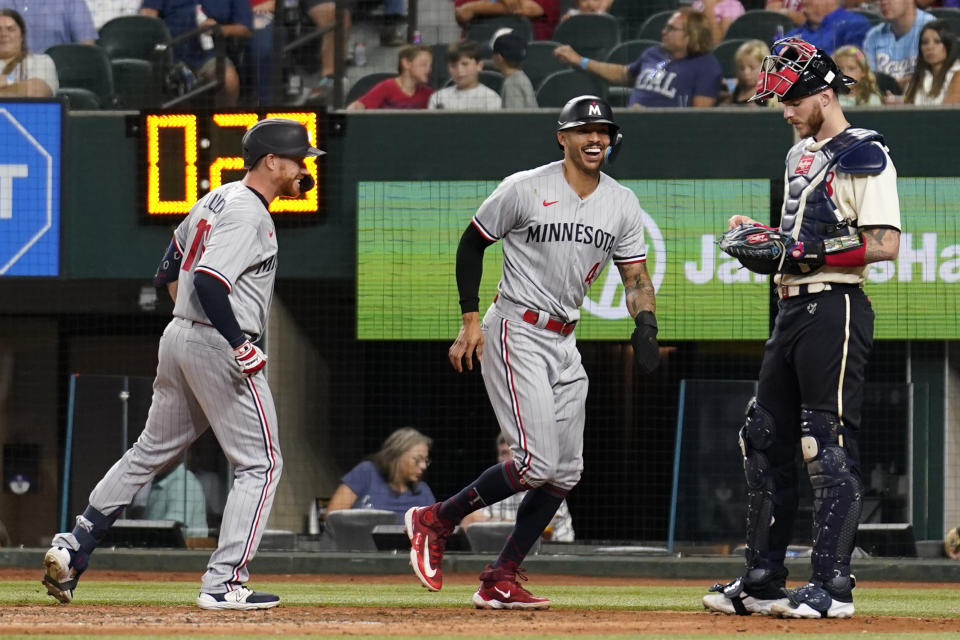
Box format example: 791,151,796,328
194,272,246,348
456,223,494,314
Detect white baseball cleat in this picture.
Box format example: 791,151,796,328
768,582,854,619
702,592,787,615
42,546,78,604
196,586,280,610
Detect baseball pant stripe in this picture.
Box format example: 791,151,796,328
501,319,532,479
230,377,278,585
836,293,851,426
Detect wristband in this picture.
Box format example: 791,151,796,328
580,57,590,70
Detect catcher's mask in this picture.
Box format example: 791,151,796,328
556,95,623,162
750,37,855,103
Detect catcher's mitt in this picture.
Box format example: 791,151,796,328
717,224,787,274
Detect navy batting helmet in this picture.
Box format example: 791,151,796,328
751,37,854,103
242,118,324,169
556,95,623,161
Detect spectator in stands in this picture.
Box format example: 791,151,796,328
327,427,436,524
303,1,351,97
462,435,575,542
554,8,723,108
248,0,275,105
832,44,883,105
0,0,96,51
903,19,960,103
560,0,612,21
428,39,501,109
454,0,561,41
693,0,745,43
140,0,252,106
782,0,872,52
85,0,140,30
488,29,536,108
346,43,434,110
862,0,935,92
0,9,58,97
720,39,773,106
766,0,804,27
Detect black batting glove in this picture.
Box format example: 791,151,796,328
631,310,660,374
781,238,825,275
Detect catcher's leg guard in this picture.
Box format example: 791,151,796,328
801,409,861,592
739,398,778,569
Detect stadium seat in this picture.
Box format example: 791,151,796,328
97,15,172,61
429,42,450,89
535,69,608,107
635,10,673,41
930,8,960,37
524,40,567,91
608,0,677,40
465,15,533,45
112,58,160,109
552,13,621,60
712,38,747,80
46,44,116,108
345,71,394,105
723,10,795,44
605,38,659,65
324,509,397,552
55,87,102,110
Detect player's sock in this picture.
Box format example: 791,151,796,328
438,461,522,525
493,485,566,568
69,506,120,572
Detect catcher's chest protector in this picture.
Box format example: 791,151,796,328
782,128,883,243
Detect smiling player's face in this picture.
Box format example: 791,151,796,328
273,155,308,197
558,123,610,176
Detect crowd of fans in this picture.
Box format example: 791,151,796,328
1,0,959,108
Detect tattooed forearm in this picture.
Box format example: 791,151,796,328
620,263,656,317
862,226,900,263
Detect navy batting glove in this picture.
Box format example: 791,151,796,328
631,311,659,374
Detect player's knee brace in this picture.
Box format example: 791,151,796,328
739,398,776,565
800,409,862,580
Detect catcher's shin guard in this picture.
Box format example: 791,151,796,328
739,398,778,567
800,409,862,583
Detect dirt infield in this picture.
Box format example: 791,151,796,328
5,570,960,636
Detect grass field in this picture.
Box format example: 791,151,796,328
3,576,960,639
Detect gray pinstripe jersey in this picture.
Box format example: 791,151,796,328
471,161,647,322
172,182,278,339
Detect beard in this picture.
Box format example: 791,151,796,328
799,100,825,138
567,147,604,176
278,175,303,198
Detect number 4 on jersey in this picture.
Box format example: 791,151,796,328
584,261,601,285
182,218,211,271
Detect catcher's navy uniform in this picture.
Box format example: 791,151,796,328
704,38,901,620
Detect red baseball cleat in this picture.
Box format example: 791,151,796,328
405,504,452,592
472,564,551,610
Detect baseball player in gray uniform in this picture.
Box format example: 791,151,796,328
405,95,660,609
42,118,322,610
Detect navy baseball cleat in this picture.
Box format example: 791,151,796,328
196,586,280,610
472,564,550,610
42,546,79,604
769,580,855,618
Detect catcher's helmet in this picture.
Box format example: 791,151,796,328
556,95,623,161
242,118,324,169
751,37,854,103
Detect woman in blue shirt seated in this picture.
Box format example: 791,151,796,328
327,428,436,523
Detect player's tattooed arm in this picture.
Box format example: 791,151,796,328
861,226,900,264
618,261,655,317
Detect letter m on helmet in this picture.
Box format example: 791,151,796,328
588,103,601,116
